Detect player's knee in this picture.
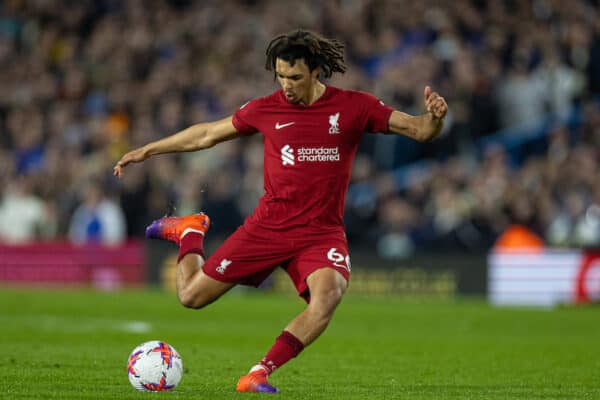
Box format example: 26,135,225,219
323,287,344,310
178,290,210,310
310,286,344,319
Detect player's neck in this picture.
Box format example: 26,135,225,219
300,81,326,106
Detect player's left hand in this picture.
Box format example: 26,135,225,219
113,147,149,179
424,86,448,120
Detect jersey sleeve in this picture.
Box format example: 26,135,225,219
358,92,394,134
232,99,261,136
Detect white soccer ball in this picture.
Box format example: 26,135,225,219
127,340,183,391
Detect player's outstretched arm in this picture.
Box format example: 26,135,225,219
388,86,448,142
113,116,238,178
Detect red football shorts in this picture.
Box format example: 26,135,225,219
202,225,351,302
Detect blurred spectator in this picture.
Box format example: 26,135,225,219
0,175,54,243
345,154,378,243
200,167,244,241
68,180,126,246
496,57,547,129
534,46,586,121
376,196,420,259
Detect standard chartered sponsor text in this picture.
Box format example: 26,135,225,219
297,146,340,162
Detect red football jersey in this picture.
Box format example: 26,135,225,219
232,85,393,236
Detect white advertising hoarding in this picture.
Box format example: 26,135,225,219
488,250,600,307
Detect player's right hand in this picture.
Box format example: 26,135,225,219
113,147,149,178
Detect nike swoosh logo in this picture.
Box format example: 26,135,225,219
275,122,295,130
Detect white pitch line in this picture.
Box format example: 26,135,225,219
118,321,152,333
0,315,152,334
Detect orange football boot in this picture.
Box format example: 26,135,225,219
236,368,279,393
145,213,210,246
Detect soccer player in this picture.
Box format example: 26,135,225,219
113,30,448,393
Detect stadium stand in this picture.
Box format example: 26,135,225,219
1,0,599,259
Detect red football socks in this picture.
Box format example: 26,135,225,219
177,231,205,262
258,331,305,374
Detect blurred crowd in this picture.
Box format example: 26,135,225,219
1,0,600,257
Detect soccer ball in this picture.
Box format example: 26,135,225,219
126,340,183,391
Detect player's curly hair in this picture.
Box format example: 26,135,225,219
265,29,347,79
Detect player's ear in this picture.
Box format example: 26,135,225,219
311,66,320,79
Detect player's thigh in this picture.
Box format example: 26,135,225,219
185,267,236,301
286,237,351,301
203,225,295,286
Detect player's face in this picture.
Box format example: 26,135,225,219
275,58,319,104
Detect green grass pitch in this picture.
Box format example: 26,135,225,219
1,287,599,399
